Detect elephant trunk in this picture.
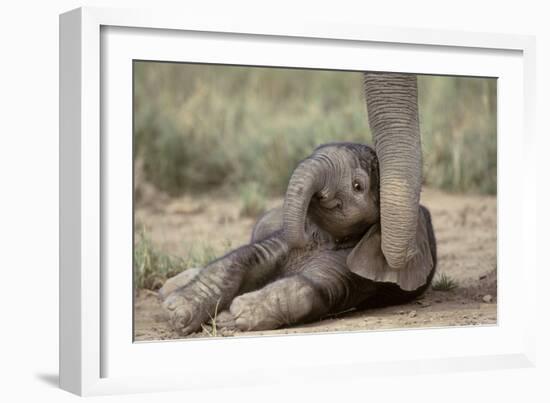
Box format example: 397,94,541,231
283,157,327,248
364,72,422,270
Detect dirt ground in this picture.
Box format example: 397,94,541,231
134,187,497,341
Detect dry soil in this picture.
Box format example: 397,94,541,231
134,187,497,341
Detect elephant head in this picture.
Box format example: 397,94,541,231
284,72,422,272
283,143,380,247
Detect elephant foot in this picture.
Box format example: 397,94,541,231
162,290,210,335
218,278,315,332
214,310,238,330
227,291,283,331
211,293,281,332
200,295,274,332
162,257,244,335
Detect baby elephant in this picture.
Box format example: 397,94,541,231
162,142,437,335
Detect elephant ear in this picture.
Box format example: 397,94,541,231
346,208,435,291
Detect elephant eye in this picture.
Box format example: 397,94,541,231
352,180,363,192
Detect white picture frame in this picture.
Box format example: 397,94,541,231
59,6,537,396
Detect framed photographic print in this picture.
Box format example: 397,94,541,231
59,6,537,396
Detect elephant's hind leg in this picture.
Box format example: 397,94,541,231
218,251,377,331
216,274,328,331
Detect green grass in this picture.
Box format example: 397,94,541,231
134,63,372,197
134,62,496,197
431,273,458,291
239,182,267,218
134,228,222,290
418,76,497,194
185,241,218,268
134,228,187,290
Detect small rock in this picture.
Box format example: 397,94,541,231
398,310,405,315
434,299,442,303
482,294,493,303
408,310,417,318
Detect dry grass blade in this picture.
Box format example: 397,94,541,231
203,298,222,337
432,273,458,291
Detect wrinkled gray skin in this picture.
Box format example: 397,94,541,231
363,73,423,271
162,72,435,335
162,142,437,335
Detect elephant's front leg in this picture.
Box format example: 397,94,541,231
163,234,288,335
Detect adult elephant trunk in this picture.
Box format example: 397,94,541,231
364,72,422,270
283,156,328,248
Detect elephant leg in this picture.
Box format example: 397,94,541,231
163,232,288,335
217,250,378,332
216,275,327,331
158,267,201,300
